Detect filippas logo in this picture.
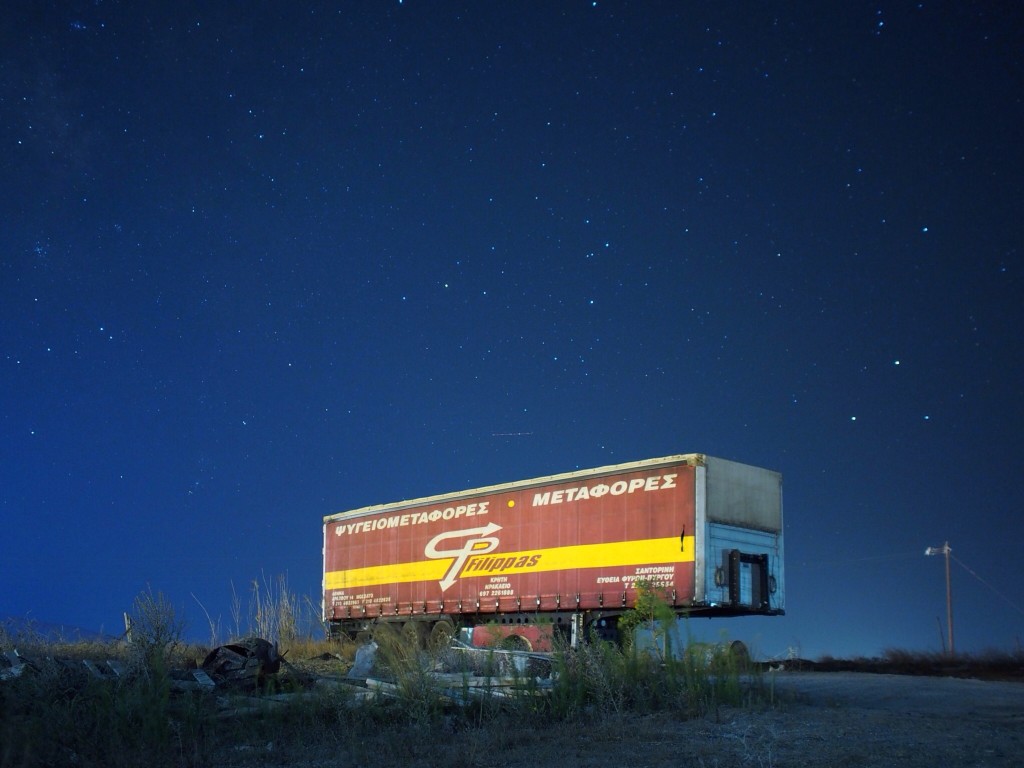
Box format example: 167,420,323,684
424,523,502,591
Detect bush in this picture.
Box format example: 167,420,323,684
545,629,756,722
125,587,186,670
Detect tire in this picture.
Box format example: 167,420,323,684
370,622,398,643
729,640,751,667
402,620,428,649
428,619,455,652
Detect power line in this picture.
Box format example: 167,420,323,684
794,550,921,570
950,553,1024,618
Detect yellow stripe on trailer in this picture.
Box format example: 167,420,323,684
324,535,695,591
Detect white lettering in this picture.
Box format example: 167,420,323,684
333,498,493,538
530,473,681,507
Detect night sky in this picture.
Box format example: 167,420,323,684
3,2,1022,659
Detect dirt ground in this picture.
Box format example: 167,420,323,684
717,671,1024,767
224,670,1024,768
462,672,1023,768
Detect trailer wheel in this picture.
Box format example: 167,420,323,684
402,620,428,649
370,622,398,644
728,640,750,668
428,619,455,651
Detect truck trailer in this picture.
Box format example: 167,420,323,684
323,454,784,648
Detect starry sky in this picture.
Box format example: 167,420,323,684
3,2,1022,659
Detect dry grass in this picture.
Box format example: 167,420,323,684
9,581,1019,767
0,611,760,767
6,621,1022,768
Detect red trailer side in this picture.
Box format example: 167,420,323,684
324,461,697,630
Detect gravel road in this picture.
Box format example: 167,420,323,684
768,670,1024,720
222,669,1024,767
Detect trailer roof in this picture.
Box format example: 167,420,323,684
323,453,712,523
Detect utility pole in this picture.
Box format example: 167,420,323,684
925,541,954,656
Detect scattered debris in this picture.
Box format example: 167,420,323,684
1,649,28,680
346,640,378,680
0,636,557,710
201,637,282,689
363,670,553,708
82,659,118,680
168,667,218,692
448,641,554,679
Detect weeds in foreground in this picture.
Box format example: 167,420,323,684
369,622,447,723
0,583,761,767
548,633,755,721
6,590,1023,768
543,580,757,720
0,649,215,768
